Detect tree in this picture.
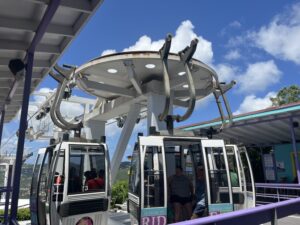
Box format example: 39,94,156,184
270,85,300,106
111,180,128,208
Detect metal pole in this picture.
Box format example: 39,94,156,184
289,117,300,184
0,109,5,149
4,165,13,224
10,52,34,223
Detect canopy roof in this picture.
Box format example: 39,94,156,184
0,0,103,122
180,102,300,146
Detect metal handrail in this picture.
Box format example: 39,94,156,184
256,183,300,188
174,197,300,225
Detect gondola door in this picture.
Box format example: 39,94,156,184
201,139,234,215
238,146,256,208
226,145,246,210
128,143,142,224
30,147,53,225
128,136,167,225
30,148,46,225
46,146,65,225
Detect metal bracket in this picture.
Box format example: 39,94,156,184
174,38,198,122
49,64,83,133
124,60,143,95
49,70,64,83
158,34,172,121
212,79,236,130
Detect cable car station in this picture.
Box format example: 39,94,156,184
0,1,299,225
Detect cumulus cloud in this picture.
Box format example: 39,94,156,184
224,49,241,60
213,63,237,83
237,60,281,93
232,3,300,65
101,49,117,56
234,92,276,115
229,21,242,28
102,20,214,65
221,20,242,36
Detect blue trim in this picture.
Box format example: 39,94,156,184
183,104,300,131
141,207,167,217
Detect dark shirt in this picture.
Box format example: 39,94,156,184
195,179,205,205
170,175,191,198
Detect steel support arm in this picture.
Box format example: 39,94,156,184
111,104,141,182
158,34,172,121
175,39,198,122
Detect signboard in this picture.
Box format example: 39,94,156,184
263,154,276,181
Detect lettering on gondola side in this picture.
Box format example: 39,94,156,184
141,215,167,225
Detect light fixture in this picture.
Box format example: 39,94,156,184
183,84,188,88
145,64,156,69
178,71,186,76
107,68,118,74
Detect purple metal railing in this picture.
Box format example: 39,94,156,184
256,183,300,205
173,197,300,225
0,109,5,147
0,165,13,224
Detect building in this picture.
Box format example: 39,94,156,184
180,101,300,184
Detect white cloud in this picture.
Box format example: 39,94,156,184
249,3,300,64
101,49,116,56
229,21,242,28
224,49,241,60
102,20,214,65
213,63,237,83
237,60,281,93
234,92,276,115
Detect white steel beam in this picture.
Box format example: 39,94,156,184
80,79,136,98
24,0,95,13
0,17,74,37
0,72,42,80
0,40,60,54
147,93,172,132
111,103,141,182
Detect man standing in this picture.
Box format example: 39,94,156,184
191,166,206,219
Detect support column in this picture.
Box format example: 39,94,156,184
289,117,300,184
10,52,34,222
84,119,106,141
147,93,172,133
111,104,141,182
0,109,5,149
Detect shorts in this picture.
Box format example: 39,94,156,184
170,195,192,205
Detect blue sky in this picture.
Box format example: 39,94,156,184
1,0,300,162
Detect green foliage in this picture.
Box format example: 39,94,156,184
111,180,128,208
270,85,300,106
0,207,31,222
16,208,31,221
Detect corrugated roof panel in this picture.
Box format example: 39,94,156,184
0,0,104,122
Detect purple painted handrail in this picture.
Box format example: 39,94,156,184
256,183,300,188
173,198,300,225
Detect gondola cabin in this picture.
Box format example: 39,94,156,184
128,136,255,224
30,141,110,225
